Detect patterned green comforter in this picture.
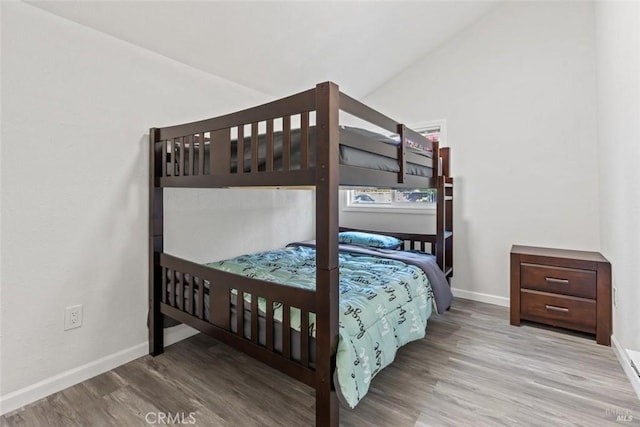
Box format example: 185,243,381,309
207,245,435,408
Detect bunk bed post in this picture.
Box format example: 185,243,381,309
440,147,450,178
441,147,453,279
314,81,340,427
149,127,164,356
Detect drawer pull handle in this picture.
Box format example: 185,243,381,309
545,304,569,313
545,277,569,284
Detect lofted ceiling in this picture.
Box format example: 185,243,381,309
28,1,498,98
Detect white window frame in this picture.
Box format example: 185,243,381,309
343,119,446,215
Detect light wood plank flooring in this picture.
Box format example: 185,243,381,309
2,298,638,426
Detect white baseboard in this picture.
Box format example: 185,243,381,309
629,350,640,375
611,335,640,400
451,287,510,307
0,324,198,416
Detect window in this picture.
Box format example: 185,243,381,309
344,120,445,214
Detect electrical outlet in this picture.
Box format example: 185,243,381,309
64,305,83,330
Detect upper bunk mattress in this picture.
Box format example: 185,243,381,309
173,125,433,178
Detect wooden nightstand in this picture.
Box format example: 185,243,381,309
510,245,611,346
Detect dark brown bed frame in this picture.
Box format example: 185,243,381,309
149,82,453,426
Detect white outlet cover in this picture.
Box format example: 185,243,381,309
64,304,83,330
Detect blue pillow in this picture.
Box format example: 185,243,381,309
338,231,402,250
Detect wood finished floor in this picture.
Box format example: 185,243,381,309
2,298,638,427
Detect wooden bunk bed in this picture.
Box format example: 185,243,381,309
149,82,454,426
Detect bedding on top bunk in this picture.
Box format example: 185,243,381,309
169,242,452,408
173,125,433,177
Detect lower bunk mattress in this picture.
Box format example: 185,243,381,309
173,125,433,178
167,242,452,408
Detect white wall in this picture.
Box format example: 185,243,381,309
595,1,640,354
0,1,314,408
363,2,601,300
165,188,313,263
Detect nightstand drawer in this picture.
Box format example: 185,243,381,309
520,289,596,333
521,263,596,299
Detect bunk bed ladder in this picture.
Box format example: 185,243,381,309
436,147,454,282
